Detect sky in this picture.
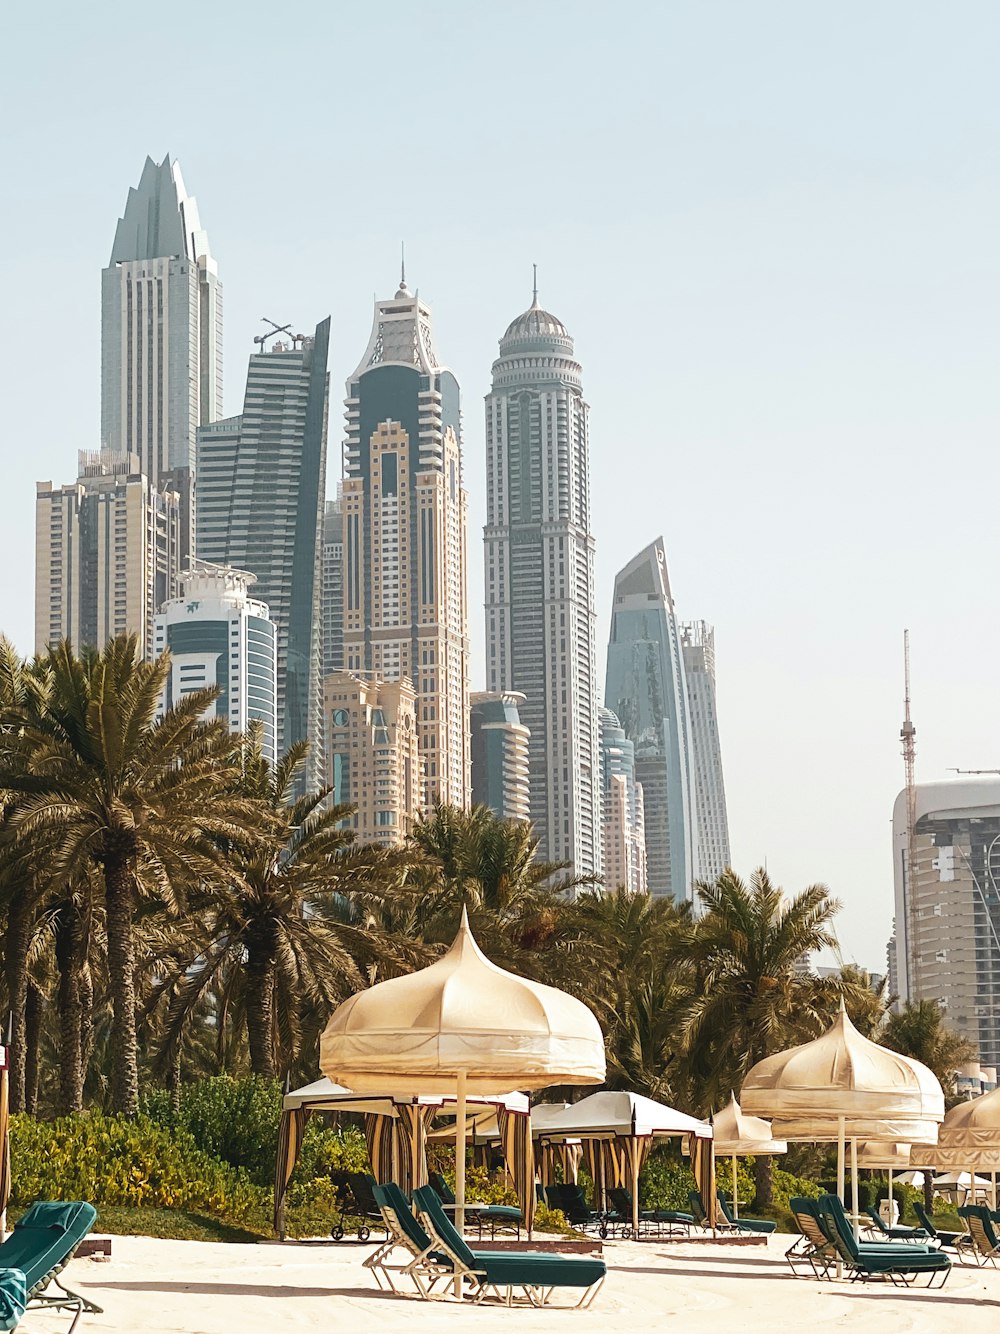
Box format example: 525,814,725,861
2,1,999,972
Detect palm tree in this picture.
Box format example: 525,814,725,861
882,1000,976,1101
150,728,411,1082
1,636,265,1114
676,867,843,1208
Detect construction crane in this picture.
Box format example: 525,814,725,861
901,630,918,994
253,318,305,352
948,769,1000,775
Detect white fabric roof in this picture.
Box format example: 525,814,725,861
534,1090,711,1141
284,1077,527,1117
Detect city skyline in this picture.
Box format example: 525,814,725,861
6,3,1000,972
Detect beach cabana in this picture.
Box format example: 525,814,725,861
910,1084,1000,1207
319,910,605,1248
273,1079,528,1237
709,1094,787,1219
742,1005,943,1238
536,1090,713,1237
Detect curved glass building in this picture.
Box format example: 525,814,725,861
605,539,696,901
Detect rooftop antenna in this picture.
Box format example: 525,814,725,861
253,317,294,352
901,629,918,994
400,241,406,289
532,262,539,307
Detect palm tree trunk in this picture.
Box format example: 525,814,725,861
79,958,94,1082
54,899,85,1114
4,900,32,1113
245,956,276,1079
752,1154,773,1212
24,982,43,1116
103,855,139,1115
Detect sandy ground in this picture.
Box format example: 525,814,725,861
18,1231,1000,1333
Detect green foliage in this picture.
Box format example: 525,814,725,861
637,1153,701,1212
9,1112,265,1225
533,1204,575,1236
142,1077,284,1184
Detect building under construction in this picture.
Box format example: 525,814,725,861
892,778,1000,1070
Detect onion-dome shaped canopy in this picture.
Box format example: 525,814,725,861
502,305,570,343
741,1006,944,1143
910,1084,1000,1169
319,910,606,1095
712,1094,787,1156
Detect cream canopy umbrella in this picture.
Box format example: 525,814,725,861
742,1005,944,1237
710,1094,787,1220
910,1085,1000,1208
320,910,605,1240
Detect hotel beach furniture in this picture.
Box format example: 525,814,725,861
716,1190,776,1233
815,1194,950,1286
0,1201,102,1333
957,1205,1000,1265
412,1185,606,1307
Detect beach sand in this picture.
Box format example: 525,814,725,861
20,1233,1000,1333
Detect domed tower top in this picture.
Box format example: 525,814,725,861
498,265,576,358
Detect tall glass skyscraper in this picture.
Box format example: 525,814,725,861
342,278,469,810
605,539,697,901
101,154,222,560
681,621,731,881
484,283,600,879
196,320,330,786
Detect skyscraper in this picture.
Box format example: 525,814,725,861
342,278,469,810
893,778,1000,1069
321,494,344,679
483,280,600,878
101,154,222,560
598,707,647,894
605,539,697,901
35,450,182,657
196,321,330,785
324,672,421,845
470,691,531,822
681,621,731,881
154,563,278,762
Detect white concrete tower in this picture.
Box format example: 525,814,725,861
484,274,601,880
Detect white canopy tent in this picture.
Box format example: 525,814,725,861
536,1091,713,1236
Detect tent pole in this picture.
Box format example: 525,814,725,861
455,1071,467,1299
888,1165,893,1226
412,1107,420,1195
836,1117,845,1278
732,1155,738,1219
851,1137,859,1240
632,1139,640,1238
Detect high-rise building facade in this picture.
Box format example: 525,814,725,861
605,539,697,901
153,563,278,762
483,284,600,879
35,450,182,657
598,708,647,894
681,620,731,882
321,494,344,679
324,672,421,845
893,778,1000,1070
342,279,469,810
101,154,222,561
470,691,531,822
196,321,330,785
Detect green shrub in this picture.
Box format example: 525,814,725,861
9,1112,265,1226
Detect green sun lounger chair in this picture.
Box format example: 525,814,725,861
862,1205,928,1241
786,1197,935,1280
0,1201,102,1333
412,1185,606,1307
911,1199,964,1249
815,1194,950,1287
368,1183,459,1297
605,1187,693,1238
0,1271,26,1334
958,1205,1000,1265
428,1171,523,1239
717,1190,776,1234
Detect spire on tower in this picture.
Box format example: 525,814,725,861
532,262,539,308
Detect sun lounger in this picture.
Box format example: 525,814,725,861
0,1201,102,1333
428,1171,523,1239
862,1206,928,1241
912,1200,964,1249
717,1190,776,1234
334,1172,390,1243
605,1187,693,1239
958,1206,1000,1266
815,1194,950,1287
412,1185,606,1307
786,1197,934,1280
544,1183,603,1232
367,1183,458,1297
0,1270,26,1334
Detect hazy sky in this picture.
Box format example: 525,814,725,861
3,2,998,971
